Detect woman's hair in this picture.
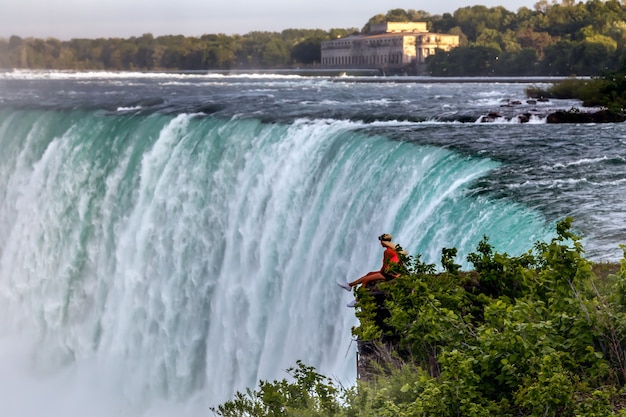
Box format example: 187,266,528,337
380,234,408,255
378,233,393,242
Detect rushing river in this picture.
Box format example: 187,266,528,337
0,71,624,417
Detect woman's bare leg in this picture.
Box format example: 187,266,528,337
349,271,384,288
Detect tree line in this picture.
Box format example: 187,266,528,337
2,0,626,75
425,0,626,75
0,29,355,71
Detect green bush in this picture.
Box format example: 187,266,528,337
214,218,626,416
526,73,626,110
210,360,345,417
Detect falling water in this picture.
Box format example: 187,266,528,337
0,108,554,416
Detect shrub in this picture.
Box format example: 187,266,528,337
214,218,626,416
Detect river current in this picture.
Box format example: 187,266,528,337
0,70,624,417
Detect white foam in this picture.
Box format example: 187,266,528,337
0,111,557,416
0,69,307,81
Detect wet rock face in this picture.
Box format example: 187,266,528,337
477,108,625,124
546,109,626,123
473,97,626,124
479,112,503,122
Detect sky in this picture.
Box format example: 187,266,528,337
1,0,538,40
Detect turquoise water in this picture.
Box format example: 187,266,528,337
0,107,556,416
3,71,625,416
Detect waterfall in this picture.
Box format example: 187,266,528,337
0,109,553,416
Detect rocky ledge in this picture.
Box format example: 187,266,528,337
479,107,626,123
545,108,626,123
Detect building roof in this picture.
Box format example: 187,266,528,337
369,22,428,34
323,31,458,44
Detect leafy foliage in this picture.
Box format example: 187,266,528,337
525,58,626,110
427,0,626,76
5,0,626,75
0,29,347,70
214,218,626,416
210,360,344,417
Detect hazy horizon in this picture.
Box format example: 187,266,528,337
1,0,538,41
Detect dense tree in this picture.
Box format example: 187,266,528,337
571,34,618,74
203,34,237,69
386,8,412,22
3,0,626,75
261,38,290,67
407,9,432,21
453,5,515,40
541,40,577,75
498,48,539,75
516,28,554,58
362,14,387,33
291,39,322,65
430,12,458,34
427,45,500,76
475,28,505,52
447,26,469,46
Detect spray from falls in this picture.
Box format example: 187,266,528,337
0,109,553,416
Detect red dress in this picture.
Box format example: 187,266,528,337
381,247,400,280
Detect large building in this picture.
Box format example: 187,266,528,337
321,22,459,75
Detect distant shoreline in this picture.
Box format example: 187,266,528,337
2,67,573,83
165,68,575,83
204,68,572,83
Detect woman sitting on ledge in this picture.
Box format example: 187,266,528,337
338,233,404,299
